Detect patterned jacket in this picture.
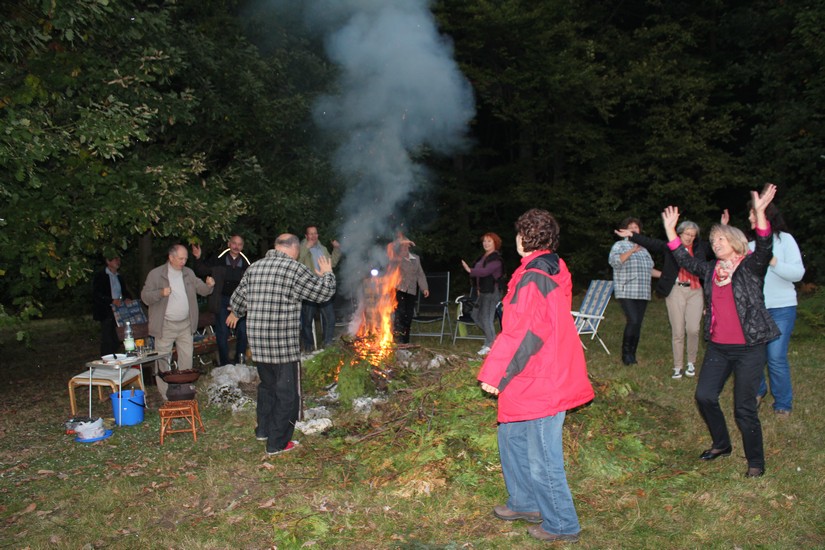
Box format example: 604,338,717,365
393,252,428,296
477,251,594,422
669,230,780,345
609,239,654,300
231,249,336,364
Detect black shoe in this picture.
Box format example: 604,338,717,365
622,353,637,365
699,445,732,460
745,467,765,478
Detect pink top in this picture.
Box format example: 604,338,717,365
668,225,772,346
710,283,746,344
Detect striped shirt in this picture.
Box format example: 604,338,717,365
230,249,336,364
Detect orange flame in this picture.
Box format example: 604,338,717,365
346,240,406,366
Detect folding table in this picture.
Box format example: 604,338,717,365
68,352,171,421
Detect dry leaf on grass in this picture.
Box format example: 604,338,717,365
258,498,278,509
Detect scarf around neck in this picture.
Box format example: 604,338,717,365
714,254,745,287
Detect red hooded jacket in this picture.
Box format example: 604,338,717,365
477,251,594,422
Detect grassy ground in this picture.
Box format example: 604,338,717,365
1,294,823,549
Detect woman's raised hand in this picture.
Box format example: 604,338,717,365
752,183,777,214
752,183,777,231
661,206,680,241
720,209,730,225
614,228,633,239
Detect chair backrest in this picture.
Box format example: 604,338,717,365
112,301,148,327
573,280,613,332
416,272,450,317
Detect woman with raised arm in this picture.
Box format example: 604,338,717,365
747,202,805,415
461,232,504,356
608,217,657,365
662,185,779,478
614,221,711,379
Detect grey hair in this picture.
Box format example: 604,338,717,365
275,234,300,248
676,220,700,238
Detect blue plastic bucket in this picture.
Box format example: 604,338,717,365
110,389,145,426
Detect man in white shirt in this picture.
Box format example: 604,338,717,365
141,244,215,400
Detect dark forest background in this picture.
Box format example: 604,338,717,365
2,0,823,324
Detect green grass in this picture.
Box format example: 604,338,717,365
1,294,824,549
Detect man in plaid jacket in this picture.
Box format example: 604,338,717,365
228,234,336,455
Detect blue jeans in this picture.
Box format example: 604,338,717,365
300,299,335,351
256,361,299,453
695,342,765,469
217,294,247,365
759,306,796,412
498,413,581,536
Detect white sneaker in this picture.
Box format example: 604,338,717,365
672,368,683,379
685,363,695,377
477,346,491,356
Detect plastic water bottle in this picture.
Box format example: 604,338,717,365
124,321,135,353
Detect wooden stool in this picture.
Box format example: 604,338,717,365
158,399,205,445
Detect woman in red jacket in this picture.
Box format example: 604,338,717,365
478,208,594,543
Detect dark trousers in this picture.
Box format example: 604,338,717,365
393,290,417,344
695,342,766,469
217,294,247,365
300,299,335,351
99,316,120,356
618,298,648,342
256,361,300,453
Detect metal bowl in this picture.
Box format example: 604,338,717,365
159,369,201,384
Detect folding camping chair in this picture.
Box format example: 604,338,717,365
571,280,613,354
410,272,452,343
452,293,484,344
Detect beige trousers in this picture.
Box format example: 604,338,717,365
665,285,704,370
154,317,193,400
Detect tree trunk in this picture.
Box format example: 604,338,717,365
139,231,153,289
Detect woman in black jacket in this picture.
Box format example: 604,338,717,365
615,221,711,379
661,184,779,478
461,232,504,356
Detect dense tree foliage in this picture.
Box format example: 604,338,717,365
1,0,331,324
434,0,822,283
2,0,822,324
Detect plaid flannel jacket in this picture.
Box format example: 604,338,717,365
608,239,654,300
230,249,336,364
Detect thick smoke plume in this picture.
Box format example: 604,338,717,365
301,0,476,292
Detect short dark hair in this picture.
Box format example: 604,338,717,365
515,209,560,252
619,217,642,232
